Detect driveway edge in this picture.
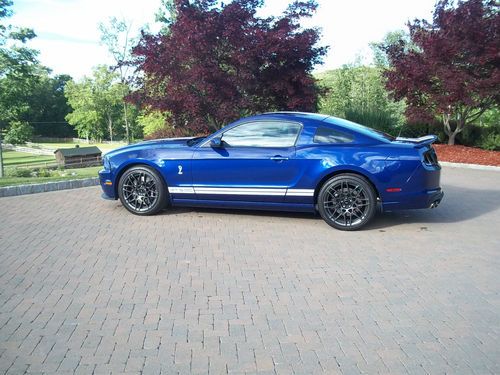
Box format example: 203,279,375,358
440,161,500,172
0,177,99,198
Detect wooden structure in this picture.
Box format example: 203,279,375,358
54,146,102,168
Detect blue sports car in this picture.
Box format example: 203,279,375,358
99,112,443,230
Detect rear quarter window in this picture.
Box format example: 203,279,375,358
313,127,354,144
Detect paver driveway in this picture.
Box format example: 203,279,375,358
0,166,499,375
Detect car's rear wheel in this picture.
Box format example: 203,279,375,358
318,174,376,231
118,165,168,215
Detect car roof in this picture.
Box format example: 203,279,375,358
258,112,393,143
257,111,330,122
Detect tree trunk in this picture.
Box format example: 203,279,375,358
443,112,466,146
442,112,453,144
123,101,130,144
0,136,4,178
447,132,457,145
108,115,113,143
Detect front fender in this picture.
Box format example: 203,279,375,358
111,158,168,199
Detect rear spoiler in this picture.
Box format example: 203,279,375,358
395,135,438,149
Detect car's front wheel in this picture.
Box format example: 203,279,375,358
118,165,168,215
317,174,377,231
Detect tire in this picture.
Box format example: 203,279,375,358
317,173,377,231
118,165,168,216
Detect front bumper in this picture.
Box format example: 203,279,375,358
99,169,117,200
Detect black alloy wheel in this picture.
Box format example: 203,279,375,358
318,174,377,230
118,166,168,215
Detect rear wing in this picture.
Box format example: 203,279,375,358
395,135,438,149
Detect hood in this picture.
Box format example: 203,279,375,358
105,137,198,156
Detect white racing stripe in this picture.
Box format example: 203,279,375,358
169,186,314,197
195,187,287,196
169,187,195,194
286,189,315,197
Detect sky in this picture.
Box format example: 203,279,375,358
10,0,436,80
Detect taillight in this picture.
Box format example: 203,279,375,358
423,147,438,166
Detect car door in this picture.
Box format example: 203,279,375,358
191,120,302,202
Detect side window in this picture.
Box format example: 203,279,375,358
222,121,301,147
313,126,353,144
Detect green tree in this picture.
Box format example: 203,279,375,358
383,0,499,145
318,62,405,134
137,109,169,137
65,66,124,141
99,17,138,144
1,0,73,138
370,30,412,69
25,73,73,137
4,120,33,144
155,0,177,33
0,0,41,130
1,0,39,176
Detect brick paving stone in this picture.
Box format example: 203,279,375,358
0,167,499,374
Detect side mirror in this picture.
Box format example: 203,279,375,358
210,137,223,148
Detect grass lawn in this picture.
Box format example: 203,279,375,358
0,166,101,187
2,150,55,167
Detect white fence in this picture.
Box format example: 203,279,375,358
32,137,126,144
2,144,54,155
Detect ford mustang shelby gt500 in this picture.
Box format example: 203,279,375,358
99,112,443,230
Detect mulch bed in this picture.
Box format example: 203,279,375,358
433,144,500,167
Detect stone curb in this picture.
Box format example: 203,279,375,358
440,161,500,172
0,177,100,198
1,161,498,198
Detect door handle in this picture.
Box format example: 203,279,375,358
270,156,289,162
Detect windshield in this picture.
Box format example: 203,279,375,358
187,136,206,147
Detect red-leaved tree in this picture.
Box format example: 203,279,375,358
384,0,499,145
130,0,326,136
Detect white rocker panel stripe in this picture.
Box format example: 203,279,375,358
169,187,195,194
168,187,314,197
286,189,315,197
195,187,287,196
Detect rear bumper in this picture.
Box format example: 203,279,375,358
382,187,444,211
428,189,444,208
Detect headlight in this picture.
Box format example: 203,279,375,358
102,156,111,170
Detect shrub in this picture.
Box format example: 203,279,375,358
344,107,398,136
4,121,34,144
6,168,33,177
458,124,484,147
397,122,446,142
35,168,53,177
454,121,500,148
480,133,500,151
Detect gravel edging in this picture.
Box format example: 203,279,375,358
440,161,500,172
0,177,99,198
